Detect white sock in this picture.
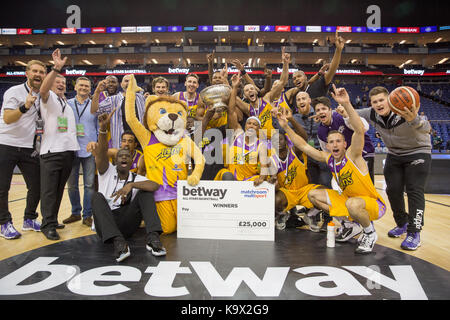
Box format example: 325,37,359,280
363,223,375,234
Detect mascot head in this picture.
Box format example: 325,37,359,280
144,97,188,146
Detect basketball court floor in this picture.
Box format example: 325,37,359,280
0,174,449,301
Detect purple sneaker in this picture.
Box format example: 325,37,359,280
401,232,421,250
22,219,41,232
0,222,22,239
387,223,408,238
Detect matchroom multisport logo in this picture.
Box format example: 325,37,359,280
0,257,429,299
240,188,269,199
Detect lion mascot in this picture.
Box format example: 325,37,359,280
125,74,205,234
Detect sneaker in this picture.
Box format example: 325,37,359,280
387,223,408,238
286,214,306,229
275,212,290,230
0,222,21,239
301,212,321,232
401,232,421,251
146,232,167,256
113,237,130,262
22,219,41,232
336,221,363,242
355,231,378,254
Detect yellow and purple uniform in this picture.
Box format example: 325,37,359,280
179,92,200,118
274,147,320,211
130,150,143,173
206,108,228,129
214,131,264,181
249,98,276,139
143,133,189,233
326,154,386,221
272,91,292,111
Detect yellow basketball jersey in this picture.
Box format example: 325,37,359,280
206,108,228,129
249,97,275,138
178,92,200,118
144,133,188,201
276,148,309,190
327,154,384,202
224,131,263,180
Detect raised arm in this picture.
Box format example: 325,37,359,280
90,80,106,114
276,108,328,163
206,51,215,84
286,108,308,140
231,59,255,87
324,31,344,85
259,68,273,98
308,63,329,85
330,84,364,161
93,111,116,175
265,47,290,102
40,49,67,103
125,74,151,147
227,73,243,131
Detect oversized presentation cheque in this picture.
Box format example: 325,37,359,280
177,180,275,241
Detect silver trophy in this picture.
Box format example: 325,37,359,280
200,84,231,110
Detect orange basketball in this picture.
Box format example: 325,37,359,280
388,86,420,114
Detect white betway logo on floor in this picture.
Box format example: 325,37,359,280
0,257,428,299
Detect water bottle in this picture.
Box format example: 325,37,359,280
327,222,335,248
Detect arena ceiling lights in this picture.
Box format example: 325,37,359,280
0,25,445,35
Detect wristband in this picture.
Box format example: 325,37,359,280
51,67,62,73
19,105,29,113
240,69,247,75
99,129,108,135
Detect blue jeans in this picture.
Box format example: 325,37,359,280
67,155,95,218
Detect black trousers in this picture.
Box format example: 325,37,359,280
365,156,375,184
383,153,431,233
92,191,162,243
0,144,40,225
40,151,75,232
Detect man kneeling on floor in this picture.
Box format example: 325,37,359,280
88,111,166,262
277,84,386,254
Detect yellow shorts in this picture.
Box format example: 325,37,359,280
325,189,386,221
279,184,320,211
214,168,258,182
155,199,177,234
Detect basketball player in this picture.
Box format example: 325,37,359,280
271,108,324,231
173,73,204,120
214,73,275,185
284,31,345,106
356,86,431,251
277,84,387,254
234,48,291,139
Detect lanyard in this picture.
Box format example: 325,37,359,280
112,172,130,196
74,98,90,121
57,97,66,115
240,133,258,164
275,149,290,177
250,98,262,118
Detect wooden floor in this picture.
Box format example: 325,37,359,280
1,174,450,271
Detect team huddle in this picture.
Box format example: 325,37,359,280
0,31,432,262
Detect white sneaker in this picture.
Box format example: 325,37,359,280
355,231,378,254
336,221,363,242
275,212,290,230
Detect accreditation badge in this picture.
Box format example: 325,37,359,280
57,116,68,133
76,123,85,137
